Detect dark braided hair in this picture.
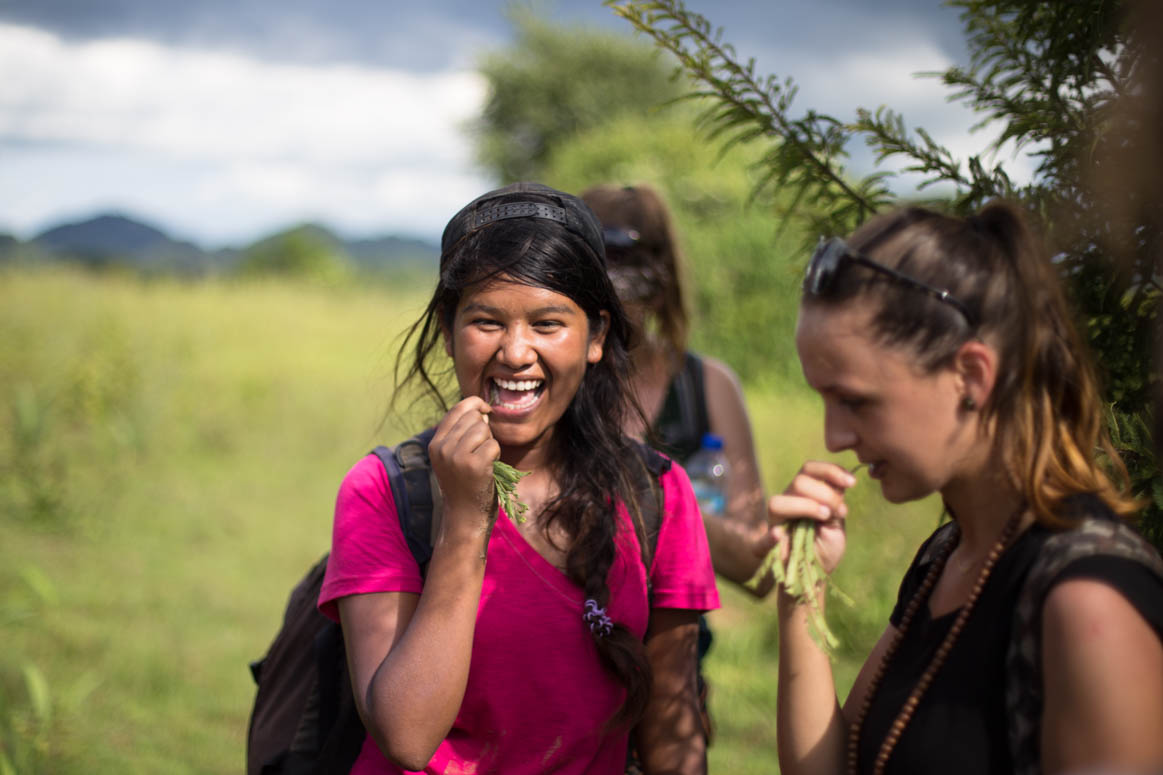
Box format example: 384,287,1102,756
392,183,656,728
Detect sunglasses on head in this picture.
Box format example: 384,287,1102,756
804,237,979,329
602,227,642,250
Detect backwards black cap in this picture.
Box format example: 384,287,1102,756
440,182,606,261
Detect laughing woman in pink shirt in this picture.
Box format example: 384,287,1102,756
317,182,719,775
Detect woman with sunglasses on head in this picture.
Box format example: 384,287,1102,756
582,184,773,753
317,183,718,775
770,202,1163,775
580,184,772,594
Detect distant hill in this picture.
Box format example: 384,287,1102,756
33,213,206,271
36,213,182,254
13,213,439,276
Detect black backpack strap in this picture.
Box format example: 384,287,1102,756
371,426,439,576
650,352,711,463
626,440,671,582
681,352,710,445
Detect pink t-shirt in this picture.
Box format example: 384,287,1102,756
319,453,719,775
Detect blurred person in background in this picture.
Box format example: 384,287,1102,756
769,201,1163,775
581,183,774,748
581,184,771,585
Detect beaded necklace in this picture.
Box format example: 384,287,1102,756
846,505,1026,775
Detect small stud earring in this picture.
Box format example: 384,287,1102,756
960,395,977,412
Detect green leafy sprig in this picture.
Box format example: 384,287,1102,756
493,460,531,524
747,519,851,656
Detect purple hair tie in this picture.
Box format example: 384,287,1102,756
583,599,614,638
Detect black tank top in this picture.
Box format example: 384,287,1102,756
858,498,1163,773
649,351,709,465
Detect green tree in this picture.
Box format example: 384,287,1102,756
544,110,807,384
608,0,1162,543
234,225,351,285
473,8,685,182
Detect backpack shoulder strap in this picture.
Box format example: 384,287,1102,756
626,440,672,578
649,351,711,463
371,426,439,576
682,352,711,444
1005,516,1163,775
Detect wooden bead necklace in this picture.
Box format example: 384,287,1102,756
845,505,1025,775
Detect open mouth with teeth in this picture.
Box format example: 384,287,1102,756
488,377,545,411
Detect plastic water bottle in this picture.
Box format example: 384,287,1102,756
687,432,729,517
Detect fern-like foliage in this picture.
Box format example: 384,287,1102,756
606,0,896,241
607,0,1162,545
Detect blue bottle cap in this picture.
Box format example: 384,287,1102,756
700,432,724,451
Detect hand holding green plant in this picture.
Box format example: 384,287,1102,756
478,412,531,524
746,463,862,655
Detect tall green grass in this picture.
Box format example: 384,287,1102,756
0,266,937,773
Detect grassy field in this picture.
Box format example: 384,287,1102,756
0,266,936,773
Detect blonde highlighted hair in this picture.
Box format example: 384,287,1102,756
813,201,1138,525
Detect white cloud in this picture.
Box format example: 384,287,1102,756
0,22,492,243
0,14,1044,245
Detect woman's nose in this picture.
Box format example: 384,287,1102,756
823,406,858,453
498,325,535,368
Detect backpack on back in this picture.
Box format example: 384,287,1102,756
246,432,669,775
1003,511,1163,775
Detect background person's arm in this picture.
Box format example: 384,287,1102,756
634,608,707,775
702,356,772,594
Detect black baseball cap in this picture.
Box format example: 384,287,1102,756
440,182,606,261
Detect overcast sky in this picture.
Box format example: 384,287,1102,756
0,1,1026,248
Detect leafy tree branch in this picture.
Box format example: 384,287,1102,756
607,0,1163,544
606,0,892,237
